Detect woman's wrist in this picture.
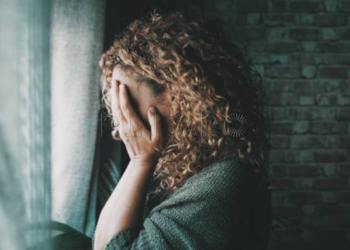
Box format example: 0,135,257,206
127,156,158,182
129,154,158,168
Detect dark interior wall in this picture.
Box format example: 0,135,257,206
205,1,350,249
216,1,349,249
102,0,350,249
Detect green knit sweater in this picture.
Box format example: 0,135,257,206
104,153,272,250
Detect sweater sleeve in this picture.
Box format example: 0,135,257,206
105,154,249,250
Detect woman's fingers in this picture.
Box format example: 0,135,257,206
117,83,148,138
111,80,126,123
148,107,162,145
111,81,163,156
119,84,138,122
110,81,163,159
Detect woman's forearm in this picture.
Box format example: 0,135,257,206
93,157,156,250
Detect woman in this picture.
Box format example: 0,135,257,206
93,11,272,250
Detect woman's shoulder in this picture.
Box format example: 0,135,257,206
181,153,250,190
148,153,251,212
198,153,248,176
143,153,264,232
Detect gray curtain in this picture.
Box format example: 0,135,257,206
51,0,106,238
0,0,52,249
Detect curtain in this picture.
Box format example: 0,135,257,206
51,0,106,238
0,0,52,248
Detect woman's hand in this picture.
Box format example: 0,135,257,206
111,80,163,163
94,81,165,249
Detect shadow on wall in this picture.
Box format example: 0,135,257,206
270,231,350,250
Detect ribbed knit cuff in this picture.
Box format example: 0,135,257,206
105,229,140,250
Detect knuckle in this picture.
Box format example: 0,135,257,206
151,114,159,122
121,104,128,111
124,137,130,142
153,134,160,142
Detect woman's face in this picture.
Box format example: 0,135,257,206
111,65,172,132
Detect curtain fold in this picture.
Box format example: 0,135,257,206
51,0,105,238
0,0,52,248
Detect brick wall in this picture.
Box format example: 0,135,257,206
203,0,350,249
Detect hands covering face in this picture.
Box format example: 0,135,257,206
110,80,164,163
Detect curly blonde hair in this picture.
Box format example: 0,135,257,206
99,11,270,197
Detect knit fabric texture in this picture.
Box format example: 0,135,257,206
104,153,272,250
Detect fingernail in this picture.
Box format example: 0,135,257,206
149,107,156,115
111,80,115,89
